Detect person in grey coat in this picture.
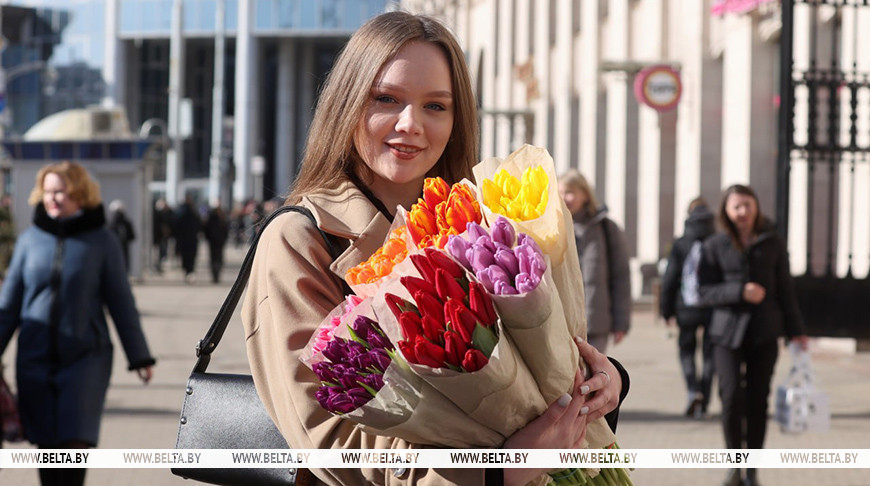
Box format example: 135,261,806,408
559,169,631,352
0,162,155,486
698,184,807,486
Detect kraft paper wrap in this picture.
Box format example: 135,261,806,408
490,262,578,405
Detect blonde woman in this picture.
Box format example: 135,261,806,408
558,169,632,352
0,161,155,486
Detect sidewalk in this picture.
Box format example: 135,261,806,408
2,244,868,485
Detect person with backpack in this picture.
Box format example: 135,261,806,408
660,197,716,419
558,169,632,353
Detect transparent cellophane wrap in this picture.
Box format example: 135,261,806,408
472,143,617,450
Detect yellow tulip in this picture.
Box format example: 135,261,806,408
482,166,550,221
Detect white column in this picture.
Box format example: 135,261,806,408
513,0,531,147
720,13,752,186
166,0,185,206
209,0,226,207
578,0,600,180
275,39,296,196
102,0,123,107
634,0,663,266
532,0,551,149
788,5,811,275
604,0,629,227
233,0,256,203
674,0,704,227
474,3,496,157
552,0,572,173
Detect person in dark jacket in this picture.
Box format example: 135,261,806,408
698,184,808,486
0,161,155,486
108,199,136,274
660,197,716,418
152,197,174,273
559,169,632,353
203,203,229,283
174,195,202,283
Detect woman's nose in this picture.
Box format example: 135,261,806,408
395,105,422,134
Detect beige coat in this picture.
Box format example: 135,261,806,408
242,181,495,486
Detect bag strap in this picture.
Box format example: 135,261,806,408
192,205,341,373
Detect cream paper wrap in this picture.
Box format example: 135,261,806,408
473,144,616,450
370,269,548,442
301,298,504,448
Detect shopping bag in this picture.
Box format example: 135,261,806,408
774,342,830,433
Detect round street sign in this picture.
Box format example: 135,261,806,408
633,65,682,112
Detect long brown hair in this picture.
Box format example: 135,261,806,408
718,184,766,250
286,11,479,204
29,161,102,209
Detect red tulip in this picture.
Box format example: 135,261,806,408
409,253,437,282
461,348,488,372
435,268,466,303
422,314,445,343
443,330,467,367
398,312,424,341
398,340,418,363
444,299,478,344
385,293,416,320
401,276,438,301
468,281,497,327
413,335,446,368
413,291,446,326
424,247,465,279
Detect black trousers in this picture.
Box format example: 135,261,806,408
714,339,778,449
677,315,714,406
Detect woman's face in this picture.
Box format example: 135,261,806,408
354,41,454,190
724,192,758,234
42,172,81,219
559,182,589,215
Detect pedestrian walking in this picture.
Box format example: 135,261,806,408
698,184,808,486
203,204,229,283
240,12,628,486
173,195,201,283
660,197,716,418
152,198,174,273
0,161,155,486
558,169,632,353
108,199,136,274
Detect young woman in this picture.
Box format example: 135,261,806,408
558,169,631,353
0,161,155,486
242,12,627,486
698,184,808,486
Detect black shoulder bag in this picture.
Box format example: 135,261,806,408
172,205,340,486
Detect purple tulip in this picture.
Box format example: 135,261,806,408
366,331,393,351
361,372,385,391
315,386,337,410
491,217,516,247
347,387,375,407
515,243,546,277
466,222,488,241
515,272,541,293
446,235,472,269
477,264,512,294
494,280,519,295
494,248,519,276
468,244,496,273
321,337,347,363
517,233,543,255
353,348,392,373
326,391,357,414
336,367,363,390
313,362,338,384
351,316,378,342
474,235,496,254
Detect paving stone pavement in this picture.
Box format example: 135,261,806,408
1,244,868,485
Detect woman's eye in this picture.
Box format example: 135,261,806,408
375,95,397,104
425,103,446,112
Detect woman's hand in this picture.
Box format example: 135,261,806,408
791,335,810,351
137,366,153,384
574,337,622,421
503,368,588,486
742,282,766,304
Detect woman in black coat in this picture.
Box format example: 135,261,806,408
698,184,808,486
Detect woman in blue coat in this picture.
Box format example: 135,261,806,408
0,161,156,486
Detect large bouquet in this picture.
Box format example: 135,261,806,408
300,145,632,485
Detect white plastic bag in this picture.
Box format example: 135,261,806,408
774,342,830,433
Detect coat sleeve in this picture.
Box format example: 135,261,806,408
0,233,27,355
242,212,489,486
774,236,806,338
659,240,683,320
99,232,156,369
606,220,632,334
697,236,744,306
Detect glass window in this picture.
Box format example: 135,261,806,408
255,0,273,30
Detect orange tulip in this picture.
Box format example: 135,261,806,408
346,226,409,285
423,177,450,212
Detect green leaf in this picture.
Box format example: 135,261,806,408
356,380,379,398
472,323,499,358
346,325,370,348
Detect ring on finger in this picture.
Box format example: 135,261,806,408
595,370,611,385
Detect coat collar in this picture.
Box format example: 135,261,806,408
33,202,106,237
300,180,394,283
